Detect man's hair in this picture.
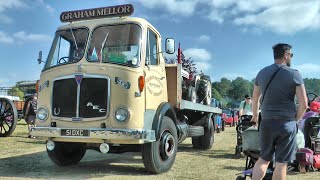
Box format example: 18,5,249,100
272,43,292,60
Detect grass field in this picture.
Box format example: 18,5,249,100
0,121,318,179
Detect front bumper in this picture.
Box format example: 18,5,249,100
30,127,156,143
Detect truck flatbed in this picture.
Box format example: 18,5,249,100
180,100,222,114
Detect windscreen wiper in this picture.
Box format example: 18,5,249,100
100,32,109,62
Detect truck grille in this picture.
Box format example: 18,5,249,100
52,76,109,118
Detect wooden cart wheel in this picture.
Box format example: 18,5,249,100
0,98,18,137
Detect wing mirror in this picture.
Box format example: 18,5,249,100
165,38,175,54
37,51,43,64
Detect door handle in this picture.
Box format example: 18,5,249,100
160,77,165,80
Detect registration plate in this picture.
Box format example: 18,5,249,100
61,129,89,137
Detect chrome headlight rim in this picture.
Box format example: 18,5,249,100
114,106,130,124
37,107,48,121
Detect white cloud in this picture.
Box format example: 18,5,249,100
13,31,52,42
0,31,14,44
208,0,237,8
196,62,211,71
294,63,320,78
234,2,320,34
138,0,320,34
207,10,224,23
184,48,211,62
0,14,12,23
0,0,26,12
36,0,55,14
197,35,211,43
139,0,200,16
0,31,51,44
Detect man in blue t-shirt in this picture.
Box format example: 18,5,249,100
251,43,308,180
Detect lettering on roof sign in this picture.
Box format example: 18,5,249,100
60,4,134,22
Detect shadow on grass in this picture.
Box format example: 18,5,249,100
178,143,240,160
0,150,152,179
16,140,45,144
223,165,244,171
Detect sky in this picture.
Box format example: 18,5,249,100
1,0,320,87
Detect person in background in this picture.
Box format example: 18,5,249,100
24,93,37,138
239,94,253,117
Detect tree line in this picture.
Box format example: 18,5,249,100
212,78,320,109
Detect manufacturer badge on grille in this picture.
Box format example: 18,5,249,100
75,74,83,85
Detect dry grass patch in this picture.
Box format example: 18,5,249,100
0,121,318,179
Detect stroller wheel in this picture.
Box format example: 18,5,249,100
235,146,241,158
236,175,245,180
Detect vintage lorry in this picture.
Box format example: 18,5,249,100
31,4,221,174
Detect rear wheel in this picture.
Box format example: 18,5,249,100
192,117,214,149
47,142,86,166
222,120,225,131
142,116,178,174
203,82,211,105
188,86,197,103
0,98,18,137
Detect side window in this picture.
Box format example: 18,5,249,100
146,29,158,65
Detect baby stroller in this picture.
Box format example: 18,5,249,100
236,127,274,180
299,116,320,171
235,115,253,158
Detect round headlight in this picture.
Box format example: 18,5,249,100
114,107,129,123
37,107,48,121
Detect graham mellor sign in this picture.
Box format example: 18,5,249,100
60,4,134,22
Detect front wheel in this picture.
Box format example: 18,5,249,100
142,116,178,174
47,142,86,166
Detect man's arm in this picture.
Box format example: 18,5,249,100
251,85,261,124
295,84,308,121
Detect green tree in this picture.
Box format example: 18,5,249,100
304,78,320,95
8,87,24,100
165,52,197,76
212,87,223,100
228,77,252,100
212,78,231,98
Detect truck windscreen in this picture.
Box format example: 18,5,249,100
44,28,89,70
86,24,142,67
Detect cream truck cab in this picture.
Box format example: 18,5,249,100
31,4,221,174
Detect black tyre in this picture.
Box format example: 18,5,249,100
192,117,214,149
235,146,241,158
203,82,211,105
0,98,18,137
188,86,197,103
222,120,225,131
142,116,178,174
236,176,245,180
47,142,86,166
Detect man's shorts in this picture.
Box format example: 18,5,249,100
259,118,297,163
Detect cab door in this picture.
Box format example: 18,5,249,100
144,28,166,110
